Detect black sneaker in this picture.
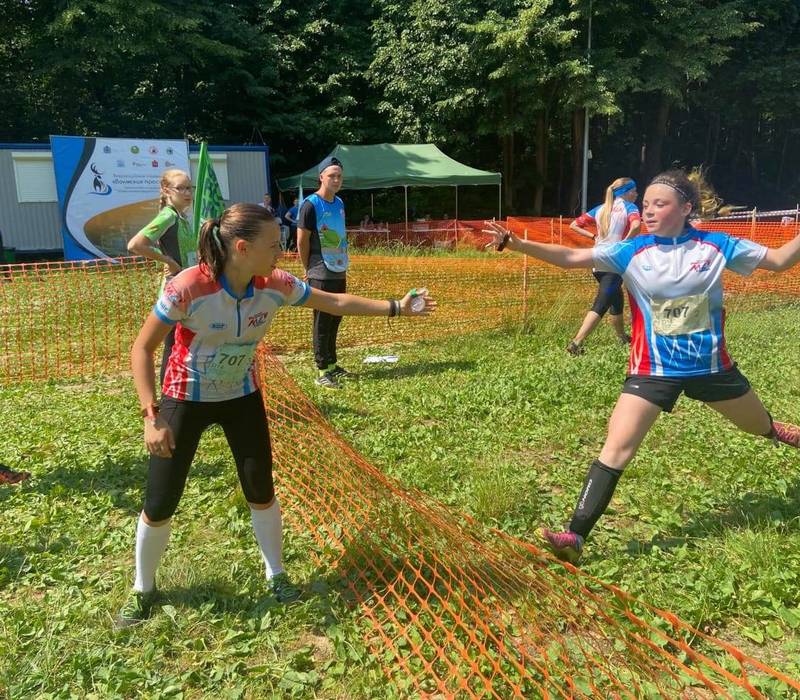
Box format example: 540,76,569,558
269,573,302,603
315,372,341,390
329,365,356,379
114,588,158,629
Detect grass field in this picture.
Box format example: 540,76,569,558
1,274,800,696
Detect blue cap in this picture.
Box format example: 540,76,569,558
318,156,343,174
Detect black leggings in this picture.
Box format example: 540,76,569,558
590,271,624,317
309,277,347,370
143,390,274,521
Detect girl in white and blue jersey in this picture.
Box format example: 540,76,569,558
487,169,800,564
115,203,436,628
568,177,641,355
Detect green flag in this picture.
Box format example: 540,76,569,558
192,141,225,239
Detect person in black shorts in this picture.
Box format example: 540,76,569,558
567,177,641,355
487,169,800,563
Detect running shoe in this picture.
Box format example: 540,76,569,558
534,528,584,564
773,422,800,448
114,588,158,629
0,465,31,485
566,341,585,357
269,573,302,603
315,372,341,390
329,365,356,379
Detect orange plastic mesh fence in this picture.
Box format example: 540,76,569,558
257,349,800,697
3,218,800,384
2,238,800,695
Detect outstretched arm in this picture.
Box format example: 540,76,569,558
304,288,436,317
485,221,595,269
758,231,800,272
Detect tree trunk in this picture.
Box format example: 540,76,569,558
502,132,514,211
568,107,583,214
533,111,548,215
642,93,671,182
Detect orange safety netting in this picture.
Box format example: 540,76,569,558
258,349,800,698
1,240,799,695
3,219,800,384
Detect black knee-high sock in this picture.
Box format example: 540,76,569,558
568,459,622,539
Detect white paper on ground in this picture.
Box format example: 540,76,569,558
363,355,399,364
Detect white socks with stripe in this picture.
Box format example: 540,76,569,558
250,500,284,579
133,513,171,593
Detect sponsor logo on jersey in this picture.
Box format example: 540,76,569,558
688,258,712,273
248,311,270,328
209,321,227,330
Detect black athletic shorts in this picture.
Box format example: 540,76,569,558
621,365,752,413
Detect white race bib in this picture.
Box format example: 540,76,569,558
206,342,258,382
651,294,711,336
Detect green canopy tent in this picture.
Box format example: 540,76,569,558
277,143,502,226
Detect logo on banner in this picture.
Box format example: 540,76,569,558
116,159,125,167
89,164,112,196
151,160,159,167
130,145,140,154
165,160,175,167
148,146,159,155
103,145,112,154
166,147,174,155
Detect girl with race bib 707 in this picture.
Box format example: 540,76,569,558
115,203,435,628
486,169,800,564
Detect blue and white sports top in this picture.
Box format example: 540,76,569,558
593,228,767,377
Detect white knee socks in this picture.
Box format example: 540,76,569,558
250,500,284,579
133,513,171,593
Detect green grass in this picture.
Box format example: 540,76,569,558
2,300,800,696
0,378,394,699
281,305,800,681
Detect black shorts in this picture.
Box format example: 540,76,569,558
621,366,752,413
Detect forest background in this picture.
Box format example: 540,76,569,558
2,0,798,217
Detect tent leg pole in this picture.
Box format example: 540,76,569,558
404,186,408,238
455,186,458,221
371,193,374,218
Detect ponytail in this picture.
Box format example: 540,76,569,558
197,203,275,280
597,177,634,240
198,218,227,279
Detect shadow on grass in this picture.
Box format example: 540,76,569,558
358,359,476,380
624,472,800,558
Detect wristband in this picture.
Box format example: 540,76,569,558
496,232,511,251
388,299,400,317
141,403,160,424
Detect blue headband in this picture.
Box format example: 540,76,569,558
613,180,636,196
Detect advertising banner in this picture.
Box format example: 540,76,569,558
50,135,190,260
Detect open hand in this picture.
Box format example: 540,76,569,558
400,288,436,317
482,220,514,251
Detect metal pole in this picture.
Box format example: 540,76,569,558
580,0,593,213
522,229,529,325
455,186,458,221
404,185,409,236
371,193,374,218
498,183,502,220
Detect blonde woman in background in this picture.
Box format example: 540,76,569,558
127,170,196,385
567,177,641,355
